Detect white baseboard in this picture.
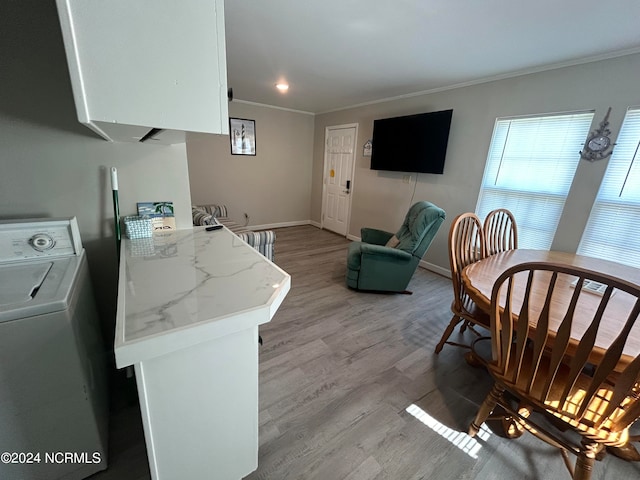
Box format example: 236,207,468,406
252,220,351,232
418,260,451,278
250,220,312,230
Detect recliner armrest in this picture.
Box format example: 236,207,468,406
361,228,394,246
359,243,412,262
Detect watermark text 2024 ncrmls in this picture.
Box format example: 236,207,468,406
1,452,101,464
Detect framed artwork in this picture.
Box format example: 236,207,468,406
229,118,257,155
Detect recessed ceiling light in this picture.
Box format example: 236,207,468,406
275,83,289,92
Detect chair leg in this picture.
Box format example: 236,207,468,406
469,383,504,437
560,449,575,478
460,320,469,333
573,441,599,480
435,315,463,354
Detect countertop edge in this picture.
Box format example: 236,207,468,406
113,231,291,369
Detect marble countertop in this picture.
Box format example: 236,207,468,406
114,226,290,368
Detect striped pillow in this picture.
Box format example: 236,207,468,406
192,207,213,226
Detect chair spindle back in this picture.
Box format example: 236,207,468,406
484,208,517,256
449,213,485,312
491,261,640,435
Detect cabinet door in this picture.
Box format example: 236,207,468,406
56,0,229,142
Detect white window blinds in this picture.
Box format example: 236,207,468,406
476,111,594,249
578,107,640,267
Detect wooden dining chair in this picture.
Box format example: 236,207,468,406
483,208,518,256
469,261,640,480
435,212,489,354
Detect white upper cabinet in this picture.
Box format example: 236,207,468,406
56,0,229,143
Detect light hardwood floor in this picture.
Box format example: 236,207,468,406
91,225,640,480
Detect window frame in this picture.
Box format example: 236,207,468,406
475,110,595,250
577,106,640,267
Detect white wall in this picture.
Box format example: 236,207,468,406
313,53,640,275
0,1,193,345
187,102,315,228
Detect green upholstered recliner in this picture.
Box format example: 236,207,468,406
346,201,446,293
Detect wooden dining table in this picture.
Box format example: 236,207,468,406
461,249,640,372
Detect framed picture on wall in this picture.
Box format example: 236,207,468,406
229,118,256,155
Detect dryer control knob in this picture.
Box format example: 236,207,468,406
29,233,56,252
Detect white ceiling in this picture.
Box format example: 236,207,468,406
224,0,640,114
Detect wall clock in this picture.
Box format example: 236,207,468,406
580,107,615,162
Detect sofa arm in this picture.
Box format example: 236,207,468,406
192,205,275,262
236,230,276,262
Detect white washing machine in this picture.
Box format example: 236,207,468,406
0,218,108,480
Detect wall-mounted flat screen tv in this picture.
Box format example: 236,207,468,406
370,109,453,174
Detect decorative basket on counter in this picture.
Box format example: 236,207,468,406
124,215,153,239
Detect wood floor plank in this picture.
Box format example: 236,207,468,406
343,455,383,480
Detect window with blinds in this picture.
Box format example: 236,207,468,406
578,107,640,267
475,111,594,249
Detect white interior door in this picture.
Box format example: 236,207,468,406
322,124,357,236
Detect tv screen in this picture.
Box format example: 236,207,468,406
370,109,453,174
